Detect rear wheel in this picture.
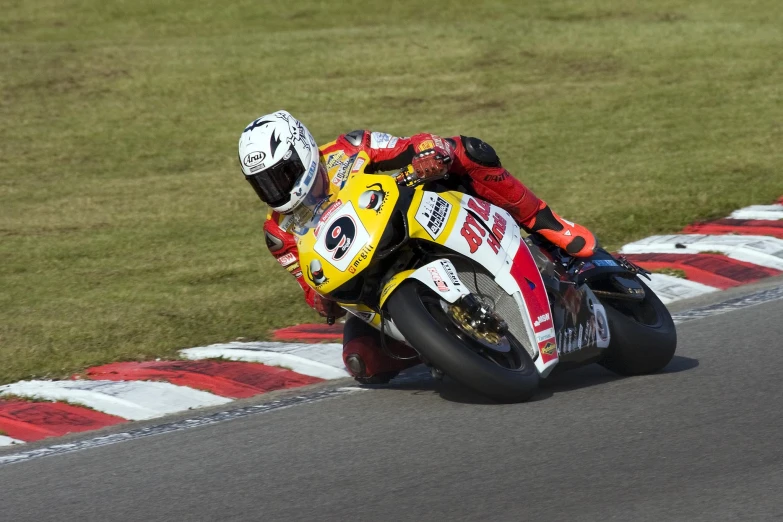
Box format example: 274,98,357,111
599,280,677,375
387,281,539,402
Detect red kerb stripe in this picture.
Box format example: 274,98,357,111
683,219,783,239
0,400,125,442
82,360,323,399
624,253,780,289
273,323,344,341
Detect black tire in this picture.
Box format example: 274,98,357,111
387,281,539,402
599,280,677,375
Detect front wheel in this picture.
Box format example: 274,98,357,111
387,281,539,402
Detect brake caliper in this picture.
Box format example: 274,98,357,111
446,294,508,345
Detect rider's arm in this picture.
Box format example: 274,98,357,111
263,214,346,319
336,130,455,173
263,214,318,308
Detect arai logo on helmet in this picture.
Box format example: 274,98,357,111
243,151,266,167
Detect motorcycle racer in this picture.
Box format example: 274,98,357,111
238,110,597,383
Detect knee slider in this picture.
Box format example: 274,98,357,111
461,136,501,167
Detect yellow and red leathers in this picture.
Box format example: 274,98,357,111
263,130,596,381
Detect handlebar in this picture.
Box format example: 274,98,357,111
394,165,448,187
394,165,417,186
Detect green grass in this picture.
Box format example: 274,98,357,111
1,0,782,384
652,268,687,279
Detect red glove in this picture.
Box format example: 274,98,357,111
411,149,451,181
410,135,453,181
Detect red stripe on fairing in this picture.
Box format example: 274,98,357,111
273,323,344,341
623,253,780,289
0,400,125,442
509,242,557,363
82,361,323,399
683,219,783,239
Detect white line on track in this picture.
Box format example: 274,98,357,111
671,285,783,324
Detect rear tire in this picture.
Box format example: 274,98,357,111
387,281,539,402
599,280,677,375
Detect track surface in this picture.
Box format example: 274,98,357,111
2,296,783,520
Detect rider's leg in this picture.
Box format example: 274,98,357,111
342,315,419,383
451,136,596,257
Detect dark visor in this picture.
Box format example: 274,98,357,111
246,149,305,208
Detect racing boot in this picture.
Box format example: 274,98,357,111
522,201,596,258
451,136,596,258
342,316,419,384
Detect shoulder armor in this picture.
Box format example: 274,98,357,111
461,136,501,167
344,130,366,147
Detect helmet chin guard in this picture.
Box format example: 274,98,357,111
238,110,321,214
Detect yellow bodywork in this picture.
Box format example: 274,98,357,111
295,151,463,316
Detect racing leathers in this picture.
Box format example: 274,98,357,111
263,130,596,382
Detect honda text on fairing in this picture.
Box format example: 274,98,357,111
294,152,677,401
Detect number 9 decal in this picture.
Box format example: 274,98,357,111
324,216,356,260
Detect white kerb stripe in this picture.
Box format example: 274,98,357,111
0,380,232,421
0,435,24,446
619,234,783,271
183,341,345,369
180,345,349,380
645,273,719,304
729,204,783,220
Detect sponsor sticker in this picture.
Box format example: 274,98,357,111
541,342,556,355
439,260,461,286
326,153,344,170
593,259,618,267
314,200,343,238
347,244,375,274
242,151,265,168
415,192,452,240
417,139,435,152
331,154,357,186
351,157,366,172
276,252,297,267
533,313,550,328
535,327,556,343
370,132,393,149
427,267,449,292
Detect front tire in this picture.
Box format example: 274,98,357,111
387,281,539,402
599,280,677,375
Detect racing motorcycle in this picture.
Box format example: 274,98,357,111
295,150,677,401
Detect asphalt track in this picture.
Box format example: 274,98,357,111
2,284,783,521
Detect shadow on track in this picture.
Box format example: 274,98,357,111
361,355,699,405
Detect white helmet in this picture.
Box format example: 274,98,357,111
238,110,328,221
